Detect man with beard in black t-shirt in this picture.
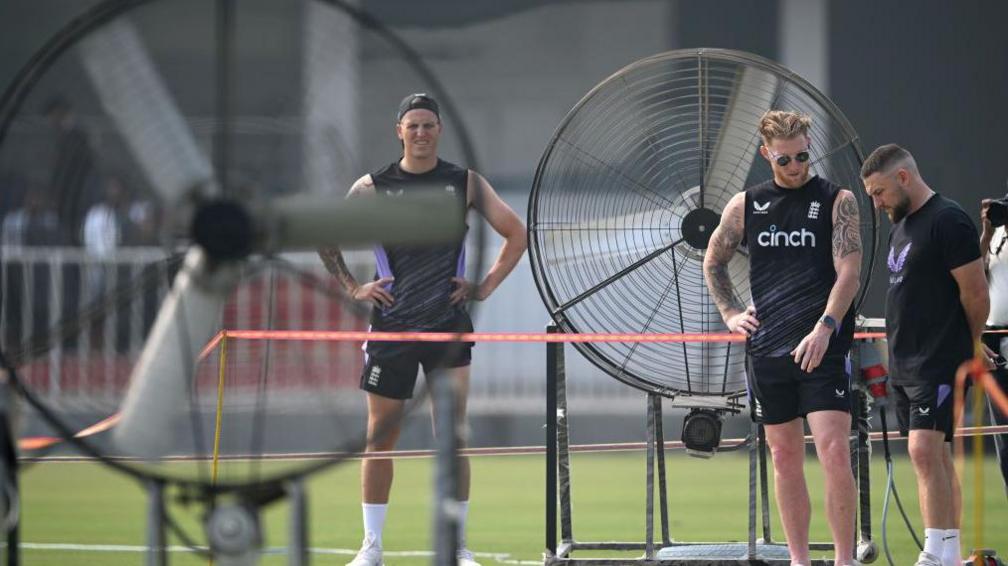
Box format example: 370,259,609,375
861,144,990,566
704,110,862,566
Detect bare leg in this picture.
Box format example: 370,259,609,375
943,442,960,529
362,393,406,503
764,418,811,565
908,429,954,528
807,410,857,564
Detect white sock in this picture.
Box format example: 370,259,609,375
941,529,961,566
457,500,469,548
363,503,387,547
923,528,945,557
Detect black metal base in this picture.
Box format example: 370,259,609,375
544,324,878,566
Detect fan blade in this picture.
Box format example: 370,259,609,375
703,65,779,206
703,66,778,301
113,248,240,459
79,19,215,203
697,66,777,375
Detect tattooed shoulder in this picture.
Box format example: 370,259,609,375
832,190,861,259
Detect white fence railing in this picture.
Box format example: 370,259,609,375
1,245,646,414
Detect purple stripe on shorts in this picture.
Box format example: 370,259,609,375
937,384,952,407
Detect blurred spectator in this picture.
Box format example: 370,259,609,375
82,176,134,352
127,200,161,246
45,97,98,244
1,187,62,246
126,199,162,336
83,176,131,258
1,187,62,352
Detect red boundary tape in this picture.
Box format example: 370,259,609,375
18,328,1008,453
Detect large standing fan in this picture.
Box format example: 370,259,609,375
528,49,876,406
0,0,484,563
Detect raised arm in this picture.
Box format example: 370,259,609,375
703,192,757,334
453,171,527,303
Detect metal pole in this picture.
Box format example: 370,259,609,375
747,417,758,559
556,332,573,545
653,396,670,546
856,397,873,551
288,478,308,566
146,480,167,566
0,375,19,566
758,423,772,543
644,394,656,559
214,0,235,194
545,324,558,556
431,369,459,566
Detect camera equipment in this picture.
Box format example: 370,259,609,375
989,195,1008,228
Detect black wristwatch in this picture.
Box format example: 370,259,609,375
819,314,837,331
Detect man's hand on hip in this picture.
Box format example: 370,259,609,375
726,305,760,337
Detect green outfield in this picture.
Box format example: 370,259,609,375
18,452,1008,565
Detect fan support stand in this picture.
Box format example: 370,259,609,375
543,324,878,565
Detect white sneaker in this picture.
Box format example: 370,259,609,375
457,548,481,566
346,536,383,566
914,551,942,566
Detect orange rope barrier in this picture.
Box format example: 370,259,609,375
19,424,1008,463
18,328,1008,454
218,329,894,343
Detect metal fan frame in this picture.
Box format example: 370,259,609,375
528,48,877,398
0,0,482,491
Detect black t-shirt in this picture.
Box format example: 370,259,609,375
885,193,980,385
743,175,855,357
368,158,470,335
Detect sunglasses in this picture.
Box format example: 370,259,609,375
769,149,811,167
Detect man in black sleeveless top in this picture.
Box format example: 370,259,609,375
318,94,527,566
862,144,990,566
704,110,862,566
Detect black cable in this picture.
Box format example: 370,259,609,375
878,406,923,566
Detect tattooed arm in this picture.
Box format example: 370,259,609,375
703,192,758,335
791,189,862,371
824,189,862,321
317,175,394,307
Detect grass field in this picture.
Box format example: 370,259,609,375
18,452,1008,565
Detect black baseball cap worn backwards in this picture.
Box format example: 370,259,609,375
396,93,440,122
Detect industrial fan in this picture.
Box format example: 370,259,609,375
0,0,484,563
533,49,880,565
528,48,876,407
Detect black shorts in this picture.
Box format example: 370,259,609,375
892,382,956,442
360,341,472,400
747,353,852,425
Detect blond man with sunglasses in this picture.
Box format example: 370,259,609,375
704,110,862,566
